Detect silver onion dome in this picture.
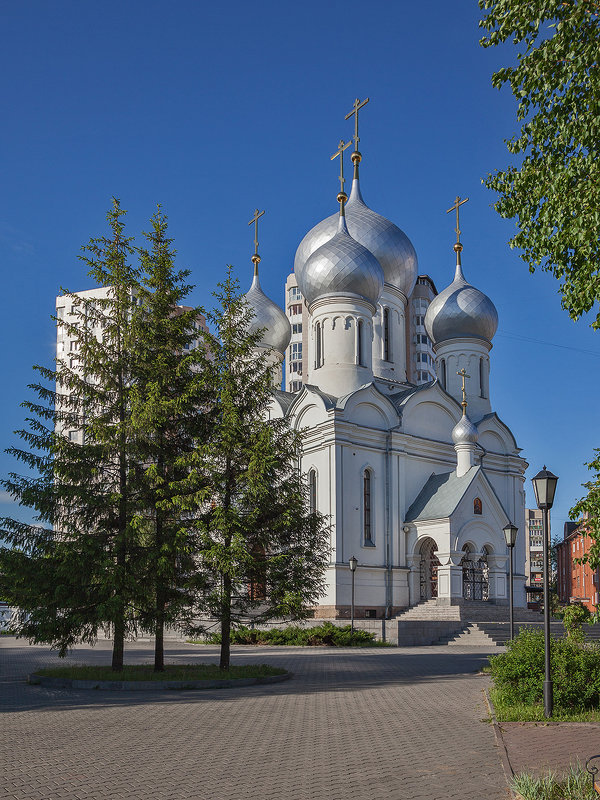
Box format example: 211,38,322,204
243,269,291,355
297,215,384,307
425,259,498,345
452,412,479,445
294,177,418,298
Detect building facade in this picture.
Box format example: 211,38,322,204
244,141,528,619
557,516,599,613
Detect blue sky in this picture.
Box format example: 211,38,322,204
1,0,598,537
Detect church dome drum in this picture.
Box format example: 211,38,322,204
243,271,291,354
297,216,384,308
294,178,418,299
425,260,498,345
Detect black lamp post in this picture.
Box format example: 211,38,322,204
503,523,518,641
531,466,559,719
349,555,358,633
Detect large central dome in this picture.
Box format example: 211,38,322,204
297,215,384,307
294,177,418,299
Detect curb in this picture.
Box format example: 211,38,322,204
483,688,518,798
28,671,291,692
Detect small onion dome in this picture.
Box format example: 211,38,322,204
452,412,479,445
425,260,498,345
294,177,418,298
297,215,384,307
243,269,291,355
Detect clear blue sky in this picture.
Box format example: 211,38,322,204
1,0,598,538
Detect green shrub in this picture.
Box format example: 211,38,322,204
199,622,384,647
489,627,600,711
563,603,591,640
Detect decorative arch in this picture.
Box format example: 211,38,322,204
418,537,439,600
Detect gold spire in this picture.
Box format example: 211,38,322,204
446,195,469,267
248,208,265,275
457,368,470,413
331,139,351,214
344,96,370,178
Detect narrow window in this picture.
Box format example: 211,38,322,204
315,322,321,368
479,357,485,398
383,307,390,361
364,469,373,544
474,498,482,515
308,469,317,514
441,358,447,389
357,320,364,366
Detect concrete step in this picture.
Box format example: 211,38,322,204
439,624,498,647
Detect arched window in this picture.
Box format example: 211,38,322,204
315,322,322,368
357,319,364,366
363,469,373,544
474,497,482,515
383,307,391,361
441,358,447,389
308,469,317,514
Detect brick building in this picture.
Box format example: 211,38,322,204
556,515,599,614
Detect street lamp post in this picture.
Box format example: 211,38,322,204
531,466,559,719
503,523,518,641
349,556,358,633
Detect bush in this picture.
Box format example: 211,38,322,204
200,622,384,647
489,627,600,711
563,603,591,641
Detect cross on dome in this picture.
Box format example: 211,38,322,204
345,96,370,178
457,368,470,411
248,208,265,273
330,139,351,210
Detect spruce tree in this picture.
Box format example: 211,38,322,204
176,269,329,671
129,207,209,671
0,199,144,670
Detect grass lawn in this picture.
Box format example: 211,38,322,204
490,688,600,723
34,663,286,681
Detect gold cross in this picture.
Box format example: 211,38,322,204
344,97,370,151
446,196,469,244
457,368,470,408
248,208,265,258
331,139,352,195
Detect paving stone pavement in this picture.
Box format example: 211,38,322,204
1,636,510,800
498,721,600,778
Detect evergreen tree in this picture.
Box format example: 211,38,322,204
129,207,209,671
0,199,144,670
176,269,329,671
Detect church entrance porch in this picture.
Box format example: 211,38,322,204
419,538,440,600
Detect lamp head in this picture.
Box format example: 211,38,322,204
531,466,559,510
503,522,518,548
349,555,358,572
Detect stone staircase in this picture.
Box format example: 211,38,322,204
391,599,546,646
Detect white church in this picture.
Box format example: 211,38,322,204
243,106,527,620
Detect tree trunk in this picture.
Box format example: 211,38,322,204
220,573,232,671
112,602,125,671
154,607,165,671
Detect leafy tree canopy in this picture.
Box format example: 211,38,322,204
479,0,600,327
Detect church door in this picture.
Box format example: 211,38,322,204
419,539,439,600
462,554,489,601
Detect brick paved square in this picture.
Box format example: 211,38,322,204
1,637,509,800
